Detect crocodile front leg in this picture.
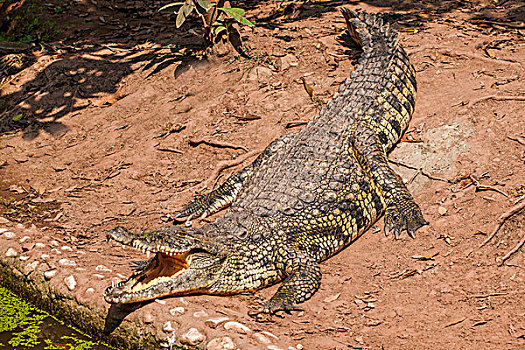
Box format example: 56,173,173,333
351,124,428,238
261,247,321,313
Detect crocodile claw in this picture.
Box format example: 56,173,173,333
385,201,428,239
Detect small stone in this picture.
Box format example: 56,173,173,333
44,270,57,280
93,274,104,279
96,265,112,272
64,275,76,290
41,254,50,259
207,336,235,350
193,310,209,318
59,258,76,266
5,248,17,257
163,321,175,332
143,313,154,324
85,288,95,293
262,331,278,340
25,261,39,273
267,346,283,350
281,54,299,70
61,246,73,251
16,223,25,229
4,231,15,239
224,321,250,334
169,307,185,315
253,333,271,344
180,328,205,346
438,206,447,216
297,344,304,350
19,235,31,243
205,317,229,329
19,256,30,261
51,240,59,246
35,242,45,249
155,299,166,305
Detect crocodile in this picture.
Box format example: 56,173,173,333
104,9,428,313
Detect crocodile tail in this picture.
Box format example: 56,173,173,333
340,8,398,54
319,9,417,151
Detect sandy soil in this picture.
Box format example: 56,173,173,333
1,0,524,349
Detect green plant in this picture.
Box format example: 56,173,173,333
160,0,254,50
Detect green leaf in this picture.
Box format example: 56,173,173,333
159,2,185,12
176,3,194,28
214,25,227,35
219,7,254,27
196,0,213,11
12,113,22,121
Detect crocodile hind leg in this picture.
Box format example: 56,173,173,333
175,136,291,222
351,124,428,238
260,248,321,313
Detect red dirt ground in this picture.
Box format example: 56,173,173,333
1,0,524,349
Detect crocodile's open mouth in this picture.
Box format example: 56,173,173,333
104,226,225,304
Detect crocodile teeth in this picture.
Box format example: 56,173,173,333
146,251,150,258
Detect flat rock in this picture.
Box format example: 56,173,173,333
180,327,205,346
64,275,76,290
3,231,15,239
223,321,250,334
5,248,17,257
44,270,57,280
207,336,235,350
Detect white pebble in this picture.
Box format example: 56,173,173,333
193,310,209,318
25,261,39,273
207,336,235,350
95,265,112,272
155,299,167,305
253,333,271,344
162,321,175,332
5,248,17,257
223,321,251,334
59,258,76,266
41,254,49,259
0,228,7,233
169,307,185,315
44,270,57,280
180,328,205,346
93,274,104,279
267,346,283,350
61,246,73,251
3,231,15,239
64,275,76,290
19,256,30,261
85,288,95,293
19,235,31,243
35,242,45,249
204,317,229,329
297,344,304,350
262,331,279,340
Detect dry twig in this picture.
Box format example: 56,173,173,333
500,235,525,265
479,201,525,247
200,150,260,191
468,95,525,108
189,139,249,152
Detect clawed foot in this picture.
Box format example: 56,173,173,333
258,298,304,315
385,201,428,239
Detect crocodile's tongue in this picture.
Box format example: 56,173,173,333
128,253,188,293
